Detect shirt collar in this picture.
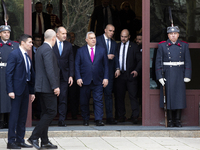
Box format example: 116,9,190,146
19,46,27,54
87,45,95,50
103,34,109,41
44,41,52,49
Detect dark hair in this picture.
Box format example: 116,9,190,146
35,2,42,5
136,33,142,36
32,34,42,40
67,33,71,40
19,34,32,45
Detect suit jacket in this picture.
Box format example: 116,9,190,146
96,35,119,79
53,41,74,81
35,43,60,93
117,41,142,81
90,5,119,36
6,48,35,96
32,12,51,35
75,45,109,85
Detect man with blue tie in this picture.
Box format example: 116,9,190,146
75,31,109,126
96,24,120,124
53,27,74,126
6,34,35,149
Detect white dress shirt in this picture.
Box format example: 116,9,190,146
56,38,63,50
103,34,111,53
119,41,129,71
87,45,96,56
19,46,31,76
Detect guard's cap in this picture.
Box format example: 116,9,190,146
46,3,53,8
167,26,179,33
0,25,11,32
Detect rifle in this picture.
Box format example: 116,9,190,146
161,57,167,127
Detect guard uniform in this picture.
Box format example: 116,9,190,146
156,39,192,109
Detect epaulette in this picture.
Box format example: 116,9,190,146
158,41,166,44
181,40,188,44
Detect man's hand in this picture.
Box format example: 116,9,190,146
107,54,115,60
30,94,35,103
131,70,138,77
102,79,108,88
115,70,120,78
8,92,15,99
54,87,60,96
68,77,73,87
77,79,83,87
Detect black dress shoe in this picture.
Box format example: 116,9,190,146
16,142,33,148
41,141,57,149
7,142,21,149
106,118,118,125
168,120,175,127
96,120,104,126
83,120,89,126
175,120,182,127
58,120,67,127
27,138,40,149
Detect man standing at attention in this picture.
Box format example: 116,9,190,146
53,27,74,126
96,24,120,124
155,25,192,127
0,25,19,129
28,29,60,149
114,29,142,124
6,34,35,149
75,31,109,126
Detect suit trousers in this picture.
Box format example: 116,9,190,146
104,78,114,119
58,77,69,121
29,93,57,144
80,82,103,121
8,84,29,143
114,72,139,119
69,81,80,118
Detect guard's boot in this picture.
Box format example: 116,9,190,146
175,109,182,127
167,110,174,127
0,114,4,129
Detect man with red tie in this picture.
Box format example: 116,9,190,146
75,31,109,126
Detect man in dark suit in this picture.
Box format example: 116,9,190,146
90,0,119,37
68,32,80,119
28,29,60,149
32,2,51,36
114,29,142,124
6,34,35,149
75,31,109,126
96,24,120,124
53,27,74,126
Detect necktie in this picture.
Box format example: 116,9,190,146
91,47,94,63
104,7,108,28
38,13,42,35
59,41,62,56
106,39,109,54
25,53,31,81
122,43,126,73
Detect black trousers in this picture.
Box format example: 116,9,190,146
29,93,57,144
114,72,139,118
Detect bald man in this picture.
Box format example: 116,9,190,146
114,29,142,124
53,27,74,126
28,29,60,149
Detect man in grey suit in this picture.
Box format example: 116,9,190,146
28,29,60,149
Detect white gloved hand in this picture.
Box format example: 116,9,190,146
184,78,191,82
159,78,166,86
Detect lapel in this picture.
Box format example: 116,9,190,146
53,42,60,57
101,35,107,51
110,39,114,54
126,42,132,65
17,48,26,68
84,45,92,63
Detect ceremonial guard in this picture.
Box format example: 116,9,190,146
155,24,192,127
0,25,19,129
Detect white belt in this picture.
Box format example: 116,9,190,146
163,62,184,66
0,63,7,67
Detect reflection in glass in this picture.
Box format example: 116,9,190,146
150,0,200,43
0,0,24,41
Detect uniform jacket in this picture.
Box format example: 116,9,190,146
96,35,119,79
0,39,19,113
35,43,60,93
6,48,35,96
53,41,74,81
75,45,109,85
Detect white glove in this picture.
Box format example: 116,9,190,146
184,78,191,82
159,78,166,86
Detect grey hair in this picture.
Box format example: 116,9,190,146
44,29,56,40
86,31,95,39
